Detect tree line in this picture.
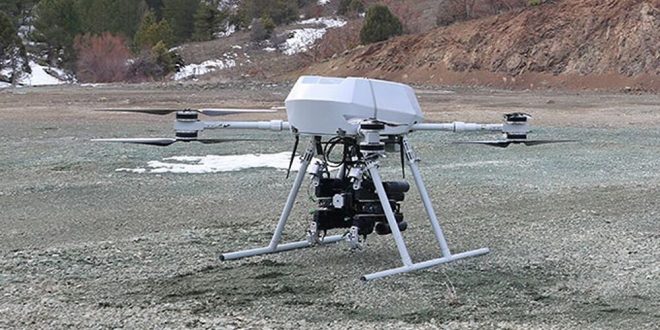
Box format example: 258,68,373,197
1,0,406,84
0,0,316,82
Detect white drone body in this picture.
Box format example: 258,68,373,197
94,76,571,281
286,76,423,136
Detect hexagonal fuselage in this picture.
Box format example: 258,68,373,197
285,76,424,136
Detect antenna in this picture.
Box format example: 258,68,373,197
367,78,379,119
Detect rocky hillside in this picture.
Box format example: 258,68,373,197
305,0,659,91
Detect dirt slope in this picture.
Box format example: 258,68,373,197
305,0,659,91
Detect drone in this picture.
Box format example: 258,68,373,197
95,76,571,281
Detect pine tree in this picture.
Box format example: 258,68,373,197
33,0,82,67
0,11,30,85
145,0,164,19
151,40,177,74
338,0,364,17
237,0,299,28
193,2,226,41
359,5,403,45
0,0,38,27
135,10,174,49
162,0,200,44
77,0,147,40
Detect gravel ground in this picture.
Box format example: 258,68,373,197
0,83,659,329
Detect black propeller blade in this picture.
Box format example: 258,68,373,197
454,140,511,148
520,139,577,146
454,139,576,148
92,137,262,146
98,108,279,116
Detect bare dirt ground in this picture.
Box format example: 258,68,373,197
0,83,658,329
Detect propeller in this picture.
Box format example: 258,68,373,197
454,139,576,148
98,108,279,116
92,137,262,146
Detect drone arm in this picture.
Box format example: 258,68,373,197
411,122,503,133
175,120,291,132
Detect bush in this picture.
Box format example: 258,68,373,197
151,40,179,73
359,5,402,45
134,10,174,50
74,33,131,82
0,11,30,84
162,0,199,43
338,0,364,17
32,0,81,68
127,41,180,81
237,0,298,28
436,0,528,26
250,17,274,42
193,2,227,41
302,20,361,62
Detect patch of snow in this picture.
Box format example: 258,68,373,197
173,59,236,81
17,61,66,86
18,24,34,40
281,28,326,55
117,167,147,173
280,17,346,55
318,0,331,5
0,81,11,89
299,17,346,29
438,160,515,169
231,45,242,49
263,47,277,52
116,152,310,174
218,0,239,11
216,24,236,38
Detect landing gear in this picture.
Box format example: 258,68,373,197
220,133,490,281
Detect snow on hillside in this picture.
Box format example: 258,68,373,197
0,61,67,88
173,58,237,81
280,17,346,55
216,24,236,38
20,62,67,86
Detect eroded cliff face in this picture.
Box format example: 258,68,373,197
307,0,659,91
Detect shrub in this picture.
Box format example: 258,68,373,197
193,2,227,41
237,0,298,28
359,5,402,45
127,41,180,81
250,17,274,41
338,0,364,17
436,0,469,26
74,32,131,82
384,1,422,33
134,10,174,50
0,11,30,84
303,19,361,62
436,0,528,27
